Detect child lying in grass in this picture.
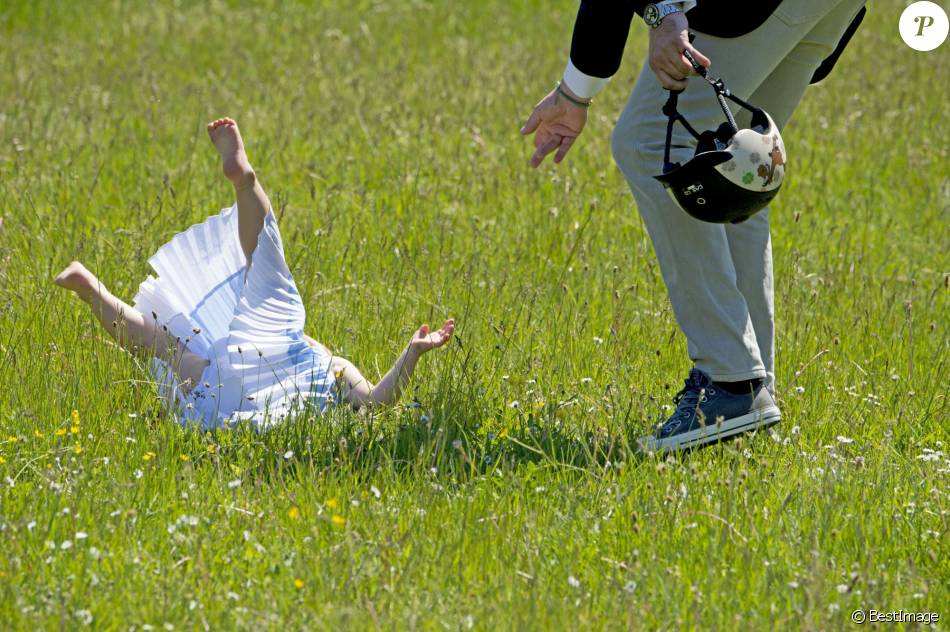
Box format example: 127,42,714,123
55,118,454,429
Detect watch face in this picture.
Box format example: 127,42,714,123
644,5,659,25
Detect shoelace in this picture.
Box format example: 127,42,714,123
670,372,709,421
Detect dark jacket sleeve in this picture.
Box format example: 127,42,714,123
569,1,648,78
810,6,865,84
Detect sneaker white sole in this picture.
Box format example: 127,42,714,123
637,406,782,454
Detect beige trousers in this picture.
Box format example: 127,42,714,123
611,0,866,387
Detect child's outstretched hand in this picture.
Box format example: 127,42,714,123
409,319,455,354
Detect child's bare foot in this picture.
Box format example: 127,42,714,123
206,117,255,189
54,261,98,300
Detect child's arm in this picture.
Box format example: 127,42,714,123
340,319,454,408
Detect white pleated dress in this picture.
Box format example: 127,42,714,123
133,204,336,430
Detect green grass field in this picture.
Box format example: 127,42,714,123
1,1,947,628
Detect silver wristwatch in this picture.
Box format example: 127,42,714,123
643,3,683,29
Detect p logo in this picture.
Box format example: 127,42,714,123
900,1,949,50
916,14,936,35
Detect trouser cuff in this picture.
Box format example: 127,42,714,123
702,368,769,382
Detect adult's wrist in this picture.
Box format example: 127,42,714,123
557,80,590,104
643,1,696,28
650,9,689,36
644,3,678,29
556,82,592,109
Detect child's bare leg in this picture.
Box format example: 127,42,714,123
54,262,208,389
206,118,270,265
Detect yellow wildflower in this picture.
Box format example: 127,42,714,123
70,425,80,434
71,410,80,424
331,514,346,527
294,578,304,589
0,456,6,464
143,451,156,461
73,444,82,454
54,428,67,437
179,454,190,461
325,497,339,510
288,506,300,520
7,435,17,443
34,430,44,438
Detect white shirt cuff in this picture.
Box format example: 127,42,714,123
562,58,610,100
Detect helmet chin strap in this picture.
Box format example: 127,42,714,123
661,91,701,173
683,49,740,135
661,37,765,175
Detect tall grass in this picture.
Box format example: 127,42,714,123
0,1,946,628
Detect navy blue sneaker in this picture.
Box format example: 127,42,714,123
638,368,781,454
